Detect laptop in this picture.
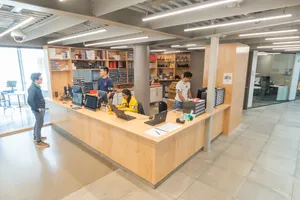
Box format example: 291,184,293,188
114,109,136,121
144,111,168,126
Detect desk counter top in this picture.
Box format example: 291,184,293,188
46,99,230,143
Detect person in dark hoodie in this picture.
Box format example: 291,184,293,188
27,73,49,148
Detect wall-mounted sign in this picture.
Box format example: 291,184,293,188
223,73,233,84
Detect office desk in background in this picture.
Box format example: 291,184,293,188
7,91,27,112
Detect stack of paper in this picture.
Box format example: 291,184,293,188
145,123,182,138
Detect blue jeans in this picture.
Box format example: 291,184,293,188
173,100,183,109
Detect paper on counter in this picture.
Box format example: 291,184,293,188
145,123,182,138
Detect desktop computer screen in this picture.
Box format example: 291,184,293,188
98,90,108,104
72,93,83,106
84,95,98,111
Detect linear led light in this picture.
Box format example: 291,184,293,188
185,14,292,32
171,44,196,48
266,36,300,40
187,47,205,50
85,36,149,47
239,29,298,37
258,52,281,56
258,44,300,49
48,29,107,44
285,49,300,52
0,17,34,37
163,51,181,54
273,47,300,50
142,0,237,21
110,46,128,49
273,41,300,45
150,49,166,52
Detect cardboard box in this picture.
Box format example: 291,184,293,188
167,99,175,109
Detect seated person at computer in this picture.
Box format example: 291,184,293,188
174,72,193,109
117,89,138,113
98,66,114,98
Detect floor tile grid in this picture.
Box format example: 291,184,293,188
241,106,299,200
175,122,258,200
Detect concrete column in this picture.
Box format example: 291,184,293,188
134,44,150,115
204,36,219,152
190,51,205,97
247,50,258,108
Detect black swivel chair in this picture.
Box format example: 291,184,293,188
158,101,168,113
138,102,145,115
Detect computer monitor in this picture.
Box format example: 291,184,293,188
72,85,84,94
84,95,98,111
72,93,83,106
7,81,17,91
197,88,207,99
98,90,108,104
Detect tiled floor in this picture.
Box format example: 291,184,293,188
1,101,300,200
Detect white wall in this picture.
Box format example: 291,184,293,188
289,54,300,100
256,54,295,85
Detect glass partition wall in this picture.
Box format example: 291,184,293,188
0,47,49,135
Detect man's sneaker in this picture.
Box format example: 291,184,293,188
36,141,50,148
33,137,47,143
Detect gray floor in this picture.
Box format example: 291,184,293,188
1,101,300,200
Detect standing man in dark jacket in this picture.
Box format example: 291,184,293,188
27,73,49,148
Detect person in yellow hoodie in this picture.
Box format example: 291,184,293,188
117,89,138,113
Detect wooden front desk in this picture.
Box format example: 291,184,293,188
47,99,230,187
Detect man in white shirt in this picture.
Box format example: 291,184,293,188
174,72,193,109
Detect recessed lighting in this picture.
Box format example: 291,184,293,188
239,29,298,37
163,51,181,54
0,17,34,37
150,49,166,52
273,41,300,45
265,36,300,40
48,29,106,44
185,14,292,32
85,36,149,47
110,46,128,49
187,47,205,50
258,44,300,49
142,0,237,21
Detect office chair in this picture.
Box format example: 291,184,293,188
138,102,145,115
260,76,271,97
158,101,168,113
0,92,14,114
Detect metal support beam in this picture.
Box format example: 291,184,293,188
204,36,219,152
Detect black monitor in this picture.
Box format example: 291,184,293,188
98,90,108,104
197,88,207,99
84,95,98,111
7,81,17,91
72,85,84,94
72,93,83,106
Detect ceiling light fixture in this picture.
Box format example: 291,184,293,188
142,0,237,21
239,29,298,37
0,17,34,37
171,44,197,48
273,47,300,50
265,36,300,40
150,49,166,52
187,47,205,50
273,41,300,45
48,29,106,44
110,46,128,49
285,49,300,52
258,44,300,49
185,14,292,32
163,51,181,54
85,36,149,47
258,52,281,56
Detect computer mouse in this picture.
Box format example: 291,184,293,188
149,116,154,120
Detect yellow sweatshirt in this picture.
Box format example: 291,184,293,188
117,96,138,113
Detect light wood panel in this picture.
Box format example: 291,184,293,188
203,43,249,135
47,99,229,186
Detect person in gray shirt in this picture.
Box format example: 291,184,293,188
27,73,49,148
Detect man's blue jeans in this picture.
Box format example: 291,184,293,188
173,100,183,109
